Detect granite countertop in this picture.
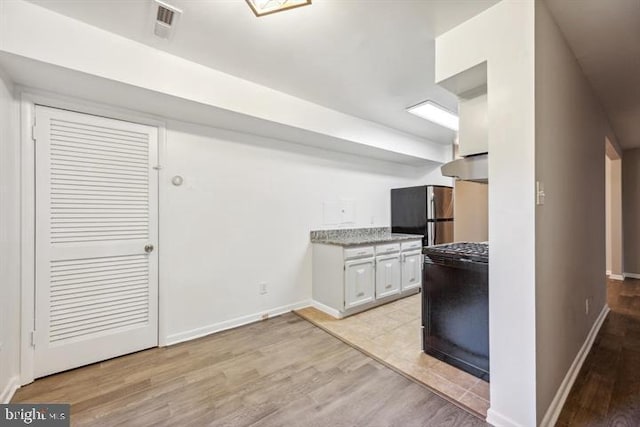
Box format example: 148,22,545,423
310,227,423,247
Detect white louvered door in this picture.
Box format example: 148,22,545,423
34,106,158,378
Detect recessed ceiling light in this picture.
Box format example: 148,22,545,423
245,0,312,17
407,101,459,131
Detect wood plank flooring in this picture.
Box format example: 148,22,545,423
12,313,486,427
295,295,490,417
557,278,640,426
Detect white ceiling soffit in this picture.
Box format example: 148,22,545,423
545,0,640,149
24,0,498,145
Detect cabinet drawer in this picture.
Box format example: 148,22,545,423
401,240,423,251
344,246,375,260
375,243,400,255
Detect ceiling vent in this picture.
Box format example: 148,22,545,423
152,0,182,39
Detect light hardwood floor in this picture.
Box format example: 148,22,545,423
12,313,486,427
296,294,490,417
557,278,640,426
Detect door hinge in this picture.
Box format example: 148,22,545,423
30,330,36,347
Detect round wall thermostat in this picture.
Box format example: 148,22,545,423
171,175,184,186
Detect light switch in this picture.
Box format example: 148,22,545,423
536,181,545,206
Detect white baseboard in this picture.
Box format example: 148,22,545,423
486,408,524,427
624,272,640,279
166,299,311,346
1,375,20,404
539,304,610,427
609,274,625,281
310,300,343,319
606,270,611,276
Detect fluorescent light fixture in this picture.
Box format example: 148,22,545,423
245,0,312,17
407,101,459,131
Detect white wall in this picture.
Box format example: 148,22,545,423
436,2,537,426
161,120,451,342
535,2,617,423
0,66,20,402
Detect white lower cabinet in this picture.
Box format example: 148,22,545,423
402,251,422,291
375,255,401,299
345,258,376,309
312,238,423,318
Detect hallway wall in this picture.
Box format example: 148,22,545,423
535,1,618,422
623,148,640,275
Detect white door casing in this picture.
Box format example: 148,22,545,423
34,105,158,378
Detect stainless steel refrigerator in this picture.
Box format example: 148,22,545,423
391,185,454,246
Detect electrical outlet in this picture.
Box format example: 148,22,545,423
259,282,268,295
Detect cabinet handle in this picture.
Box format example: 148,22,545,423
385,284,392,289
410,278,415,283
358,251,367,255
357,292,364,297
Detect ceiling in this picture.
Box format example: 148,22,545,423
25,0,498,146
546,0,640,149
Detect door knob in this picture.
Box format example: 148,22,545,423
144,244,154,253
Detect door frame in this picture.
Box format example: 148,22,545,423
19,88,167,385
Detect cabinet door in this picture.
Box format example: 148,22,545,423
344,259,375,309
376,255,401,299
402,251,423,291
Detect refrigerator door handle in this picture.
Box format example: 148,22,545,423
430,195,437,245
432,192,437,221
434,221,438,245
428,222,434,246
427,187,434,221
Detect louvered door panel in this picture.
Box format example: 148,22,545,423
50,119,150,244
49,254,150,343
35,106,158,378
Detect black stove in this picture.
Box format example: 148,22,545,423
423,242,488,263
422,241,489,381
